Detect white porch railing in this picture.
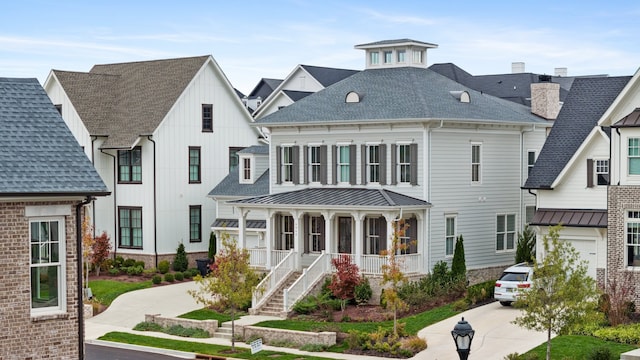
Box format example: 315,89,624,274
283,251,331,312
252,249,294,311
272,250,290,266
247,247,266,268
332,253,422,275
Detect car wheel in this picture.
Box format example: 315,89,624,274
500,301,512,306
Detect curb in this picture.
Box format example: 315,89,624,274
86,339,195,359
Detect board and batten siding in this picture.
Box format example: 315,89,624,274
428,128,528,270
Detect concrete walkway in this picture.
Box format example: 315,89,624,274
86,281,549,359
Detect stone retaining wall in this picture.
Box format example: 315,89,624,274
145,314,218,336
242,326,336,347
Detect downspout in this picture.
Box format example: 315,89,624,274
90,136,97,238
100,149,117,261
146,135,158,268
521,125,535,229
76,196,94,360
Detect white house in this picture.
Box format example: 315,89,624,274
210,39,551,315
44,55,263,267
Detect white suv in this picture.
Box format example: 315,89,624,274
494,263,533,306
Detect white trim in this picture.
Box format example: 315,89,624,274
25,205,71,217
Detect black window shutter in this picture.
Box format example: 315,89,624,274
332,145,337,185
275,214,282,250
303,215,309,253
276,146,282,184
320,145,328,185
391,144,397,185
380,144,387,185
379,216,387,254
410,143,418,185
292,145,300,184
361,144,367,184
349,144,357,185
586,158,594,188
304,146,309,184
320,216,326,251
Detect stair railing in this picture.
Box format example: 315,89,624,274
283,251,331,312
252,249,294,311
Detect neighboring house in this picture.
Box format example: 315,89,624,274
523,76,632,280
43,55,263,267
252,64,358,119
211,39,552,314
0,77,109,359
242,78,283,112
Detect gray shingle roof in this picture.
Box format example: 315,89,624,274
238,145,269,154
282,90,313,102
211,218,266,229
230,187,430,208
257,67,548,126
0,78,109,196
248,78,283,99
208,170,270,197
523,76,631,189
300,65,358,87
54,55,210,149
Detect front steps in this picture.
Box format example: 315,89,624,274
252,271,301,317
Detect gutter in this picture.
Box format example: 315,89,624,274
76,196,94,360
146,135,158,268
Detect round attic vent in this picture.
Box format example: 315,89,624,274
345,91,360,103
449,91,470,103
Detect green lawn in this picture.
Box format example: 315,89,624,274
521,335,637,359
179,308,233,323
99,332,337,360
88,279,152,306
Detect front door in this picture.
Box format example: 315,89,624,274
338,216,352,253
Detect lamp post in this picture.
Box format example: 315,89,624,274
451,317,475,360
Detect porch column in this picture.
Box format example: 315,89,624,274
384,212,397,251
415,211,425,274
354,212,365,269
322,210,334,254
238,208,248,249
266,210,274,269
293,210,303,270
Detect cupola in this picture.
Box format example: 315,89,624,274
354,39,438,69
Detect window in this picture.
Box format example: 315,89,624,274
370,52,380,65
445,215,456,256
189,147,201,183
398,144,411,183
384,51,393,64
629,138,640,175
397,50,406,63
367,145,380,183
202,104,213,132
309,216,323,252
308,146,321,183
596,159,609,185
471,143,481,183
627,211,640,266
337,145,350,183
119,207,142,249
229,147,243,172
54,104,62,114
527,151,536,175
189,206,201,242
496,214,516,251
242,158,251,181
282,146,294,182
366,217,382,255
413,50,423,64
282,215,294,250
118,147,142,183
30,218,64,313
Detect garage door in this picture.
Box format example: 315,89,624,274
568,239,597,279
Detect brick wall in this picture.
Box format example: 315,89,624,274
0,201,81,359
608,186,640,308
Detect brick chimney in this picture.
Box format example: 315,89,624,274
531,75,560,120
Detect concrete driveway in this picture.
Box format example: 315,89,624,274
413,302,550,359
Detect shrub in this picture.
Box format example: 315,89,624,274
515,225,536,263
158,260,170,274
134,260,146,269
164,273,175,282
451,235,466,281
166,325,210,338
586,346,615,360
142,267,157,277
114,256,125,268
133,321,163,332
380,289,387,309
328,255,361,311
293,295,319,314
354,276,373,305
400,336,427,352
126,265,144,276
174,272,184,281
593,323,640,344
108,268,120,276
152,275,162,284
452,298,470,311
299,344,328,352
173,243,189,272
466,280,495,304
123,258,136,268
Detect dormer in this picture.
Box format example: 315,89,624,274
354,39,438,69
238,145,269,184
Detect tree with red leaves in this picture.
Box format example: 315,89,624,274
91,231,112,276
328,254,361,313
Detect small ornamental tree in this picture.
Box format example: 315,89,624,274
188,233,260,352
516,225,536,264
173,243,188,272
451,234,466,281
381,219,410,336
328,255,361,312
91,231,112,276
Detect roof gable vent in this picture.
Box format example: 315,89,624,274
345,91,361,103
449,90,470,103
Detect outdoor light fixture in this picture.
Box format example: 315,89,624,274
451,317,475,360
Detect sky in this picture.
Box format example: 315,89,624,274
1,0,639,95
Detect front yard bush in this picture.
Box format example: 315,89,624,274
164,273,175,282
466,280,494,304
152,275,162,285
174,272,184,281
593,323,640,345
158,260,170,274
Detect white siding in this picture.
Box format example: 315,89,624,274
535,225,604,279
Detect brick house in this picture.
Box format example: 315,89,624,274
0,78,109,359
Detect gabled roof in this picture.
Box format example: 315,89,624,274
282,90,313,102
238,145,269,155
230,187,430,209
0,78,109,197
53,55,211,149
256,67,548,126
523,76,631,189
208,170,269,197
248,78,283,99
300,65,359,87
